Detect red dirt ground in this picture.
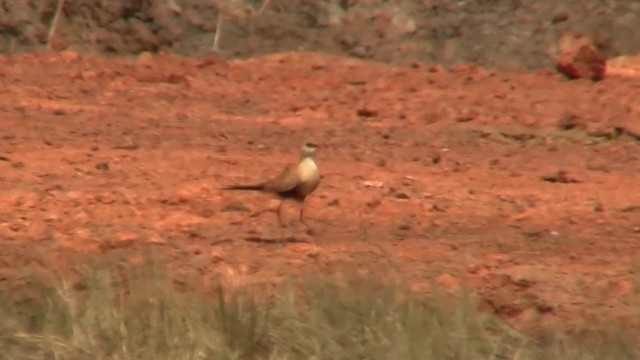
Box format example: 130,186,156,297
0,50,639,332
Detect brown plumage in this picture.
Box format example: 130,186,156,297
222,142,320,229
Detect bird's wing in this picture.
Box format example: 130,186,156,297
262,164,300,193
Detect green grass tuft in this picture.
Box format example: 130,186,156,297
0,259,638,360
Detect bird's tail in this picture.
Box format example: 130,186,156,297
221,184,264,191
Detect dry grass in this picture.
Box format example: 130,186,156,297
0,257,638,360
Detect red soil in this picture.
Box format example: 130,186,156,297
0,50,639,332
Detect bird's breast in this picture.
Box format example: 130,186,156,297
297,158,320,186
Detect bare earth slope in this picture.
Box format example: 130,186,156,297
0,51,639,332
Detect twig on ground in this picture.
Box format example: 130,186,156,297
257,0,271,15
212,11,224,52
211,0,271,52
166,0,183,14
47,0,66,49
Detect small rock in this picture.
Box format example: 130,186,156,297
556,113,584,130
137,51,154,64
15,193,40,209
327,199,340,207
363,180,384,188
427,65,446,73
210,247,224,263
53,108,67,116
505,267,538,288
616,120,640,141
339,34,357,48
619,205,640,213
366,199,382,209
586,123,621,139
467,264,489,276
11,161,25,169
609,279,633,296
198,207,215,218
540,170,580,184
195,55,221,68
435,273,459,291
556,31,606,81
59,50,79,62
350,45,369,58
591,200,604,212
112,144,140,151
49,37,69,51
397,223,411,231
551,11,569,24
394,192,410,200
94,193,116,205
95,162,109,171
356,107,378,118
410,282,429,293
221,202,250,212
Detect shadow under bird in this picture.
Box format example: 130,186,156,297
221,142,321,231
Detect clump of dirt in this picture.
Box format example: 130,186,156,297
1,0,639,70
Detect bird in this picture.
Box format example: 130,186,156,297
221,142,321,231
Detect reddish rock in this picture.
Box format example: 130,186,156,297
556,32,606,81
436,273,459,291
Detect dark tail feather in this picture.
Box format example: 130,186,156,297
221,184,264,191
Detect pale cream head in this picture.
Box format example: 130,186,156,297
300,141,319,158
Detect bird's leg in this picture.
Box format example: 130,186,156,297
298,200,315,235
277,200,287,227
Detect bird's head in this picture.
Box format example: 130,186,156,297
300,141,320,158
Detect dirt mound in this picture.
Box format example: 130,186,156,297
1,0,639,69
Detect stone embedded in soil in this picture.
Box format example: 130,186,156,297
410,282,429,293
327,199,340,207
356,107,378,118
435,273,459,291
365,199,382,209
209,247,224,263
95,162,109,171
591,200,604,213
616,120,640,140
394,192,410,199
608,279,633,296
619,205,640,213
540,170,580,184
221,202,251,212
551,11,570,24
556,113,585,130
556,31,606,81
